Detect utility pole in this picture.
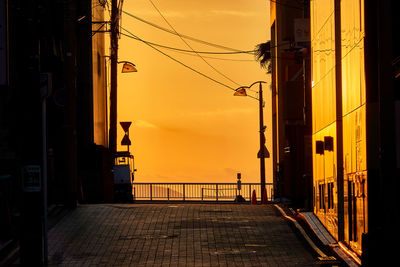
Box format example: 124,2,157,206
109,0,119,159
234,81,268,203
259,82,266,202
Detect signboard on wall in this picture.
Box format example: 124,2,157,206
294,18,310,47
22,165,41,192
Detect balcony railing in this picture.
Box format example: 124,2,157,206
132,183,273,202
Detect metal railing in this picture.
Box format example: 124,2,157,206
133,183,273,202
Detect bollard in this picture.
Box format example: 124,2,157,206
262,187,269,204
251,190,257,205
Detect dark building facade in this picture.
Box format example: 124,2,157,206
0,0,111,261
270,0,313,208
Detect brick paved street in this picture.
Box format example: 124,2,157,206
47,204,320,266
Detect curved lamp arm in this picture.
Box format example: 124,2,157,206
234,81,267,101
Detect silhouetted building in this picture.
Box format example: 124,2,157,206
0,0,111,252
270,0,312,208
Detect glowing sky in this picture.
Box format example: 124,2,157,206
114,0,271,183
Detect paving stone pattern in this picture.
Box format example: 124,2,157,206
48,204,318,266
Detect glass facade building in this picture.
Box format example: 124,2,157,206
341,0,367,253
311,0,338,239
272,0,398,263
311,0,366,254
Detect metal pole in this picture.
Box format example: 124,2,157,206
259,82,266,202
249,184,251,202
39,52,49,265
109,0,118,158
41,84,48,265
334,0,344,241
150,184,152,201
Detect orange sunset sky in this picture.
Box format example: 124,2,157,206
113,0,272,183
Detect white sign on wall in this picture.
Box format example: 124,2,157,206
22,165,41,192
294,18,310,46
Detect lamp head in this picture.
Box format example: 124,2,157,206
234,87,247,96
121,61,137,73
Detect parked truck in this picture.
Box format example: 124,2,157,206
113,151,135,202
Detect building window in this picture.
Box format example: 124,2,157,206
319,183,325,210
97,52,101,75
327,182,334,210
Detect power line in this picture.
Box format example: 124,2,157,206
122,10,298,54
147,0,240,87
121,27,258,100
120,31,254,55
111,2,294,52
172,51,256,62
120,28,308,64
122,28,234,91
122,10,254,54
120,28,301,58
120,31,255,62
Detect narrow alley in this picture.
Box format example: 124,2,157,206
38,204,337,266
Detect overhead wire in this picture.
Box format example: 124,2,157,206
121,27,233,90
119,32,254,55
120,32,254,61
147,0,241,87
109,1,300,53
120,29,299,61
112,7,296,75
112,2,269,98
122,10,296,53
122,10,254,54
171,51,256,62
121,27,259,100
105,3,242,95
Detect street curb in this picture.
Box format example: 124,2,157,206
297,211,361,267
273,204,339,265
0,239,18,267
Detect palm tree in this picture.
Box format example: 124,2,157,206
255,41,271,73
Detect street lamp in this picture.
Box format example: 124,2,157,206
109,60,137,163
234,81,270,203
120,61,137,73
